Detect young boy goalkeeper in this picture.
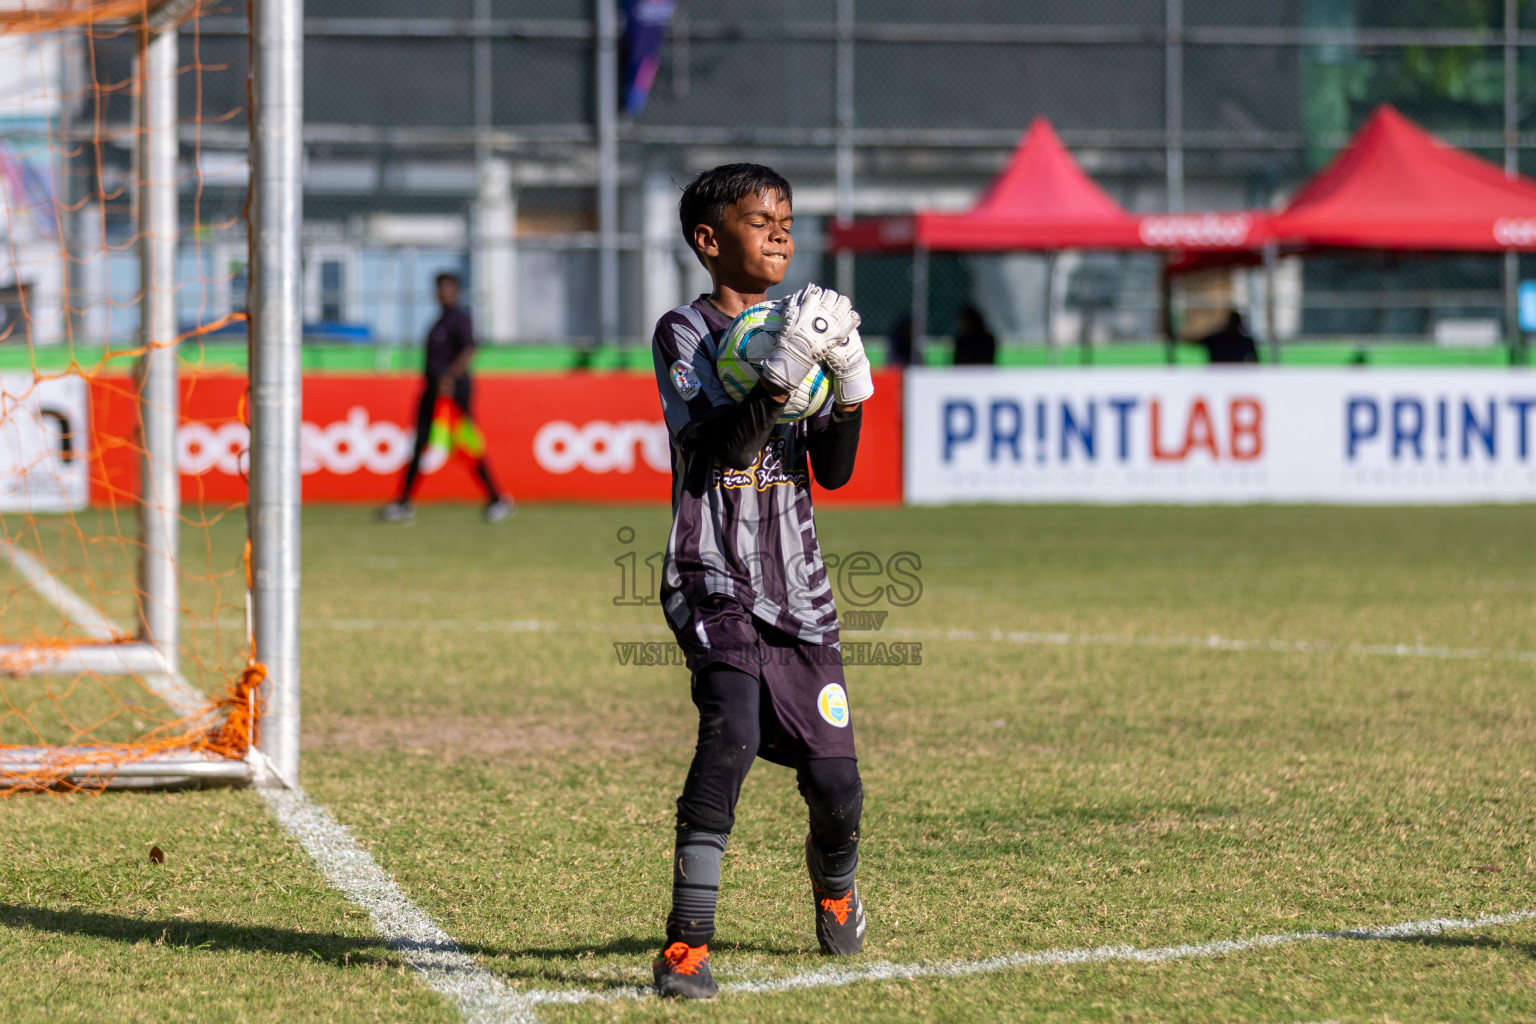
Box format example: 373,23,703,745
648,164,874,999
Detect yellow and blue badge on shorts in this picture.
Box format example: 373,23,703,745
816,683,850,728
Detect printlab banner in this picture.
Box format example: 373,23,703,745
0,372,90,512
89,371,905,506
906,368,1536,505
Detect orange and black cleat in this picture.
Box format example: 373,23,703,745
812,879,867,956
652,941,718,999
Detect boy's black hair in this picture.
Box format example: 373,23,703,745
679,163,793,266
435,272,461,287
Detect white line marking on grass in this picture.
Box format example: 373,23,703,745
516,909,1536,1007
257,787,1536,1024
1,539,119,640
291,616,672,636
251,784,1536,1024
259,787,538,1024
949,628,1536,664
282,615,1536,665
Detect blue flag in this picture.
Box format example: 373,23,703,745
621,0,676,115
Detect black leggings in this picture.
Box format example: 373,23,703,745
399,376,499,501
675,665,863,849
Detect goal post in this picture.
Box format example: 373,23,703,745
248,0,304,789
0,0,302,792
139,6,180,687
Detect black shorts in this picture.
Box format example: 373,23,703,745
672,595,856,765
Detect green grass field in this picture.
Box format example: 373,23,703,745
3,503,1536,1023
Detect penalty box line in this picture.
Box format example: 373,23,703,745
250,618,1534,1023
928,627,1536,665
280,615,1536,666
524,909,1536,1008
261,781,1536,1024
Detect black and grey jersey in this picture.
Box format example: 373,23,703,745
652,297,840,645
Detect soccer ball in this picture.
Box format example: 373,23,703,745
715,299,831,423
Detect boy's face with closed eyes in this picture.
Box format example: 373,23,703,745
692,190,794,294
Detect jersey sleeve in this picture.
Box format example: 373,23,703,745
806,404,861,488
652,308,735,444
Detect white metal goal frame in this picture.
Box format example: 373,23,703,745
0,0,302,790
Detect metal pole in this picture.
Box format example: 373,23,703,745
58,33,79,337
834,0,855,298
1263,240,1280,365
1081,297,1094,367
596,0,620,347
911,245,929,362
137,22,179,677
1043,252,1056,364
472,0,495,338
1160,256,1176,365
474,0,492,149
250,0,304,788
471,0,517,343
1504,0,1522,363
1165,0,1184,212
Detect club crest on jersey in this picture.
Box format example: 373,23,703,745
817,682,850,728
670,359,701,400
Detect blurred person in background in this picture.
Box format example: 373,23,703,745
951,304,997,366
380,272,515,524
1195,309,1259,364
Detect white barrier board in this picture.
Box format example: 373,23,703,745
905,368,1536,505
0,372,90,512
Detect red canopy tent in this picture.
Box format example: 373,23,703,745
1177,105,1536,359
1269,104,1536,251
829,116,1266,255
828,117,1148,252
828,117,1263,347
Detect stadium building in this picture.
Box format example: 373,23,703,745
5,0,1535,357
3,7,1536,1016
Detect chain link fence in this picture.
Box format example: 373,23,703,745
34,0,1536,363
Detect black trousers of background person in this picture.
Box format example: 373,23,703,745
398,375,500,502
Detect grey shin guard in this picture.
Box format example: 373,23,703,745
665,828,728,946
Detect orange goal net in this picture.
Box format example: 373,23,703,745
0,1,262,792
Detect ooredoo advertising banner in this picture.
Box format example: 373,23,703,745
906,368,1536,505
89,370,903,506
0,372,90,511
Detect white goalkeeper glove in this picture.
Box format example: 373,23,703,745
822,328,875,406
759,284,861,393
